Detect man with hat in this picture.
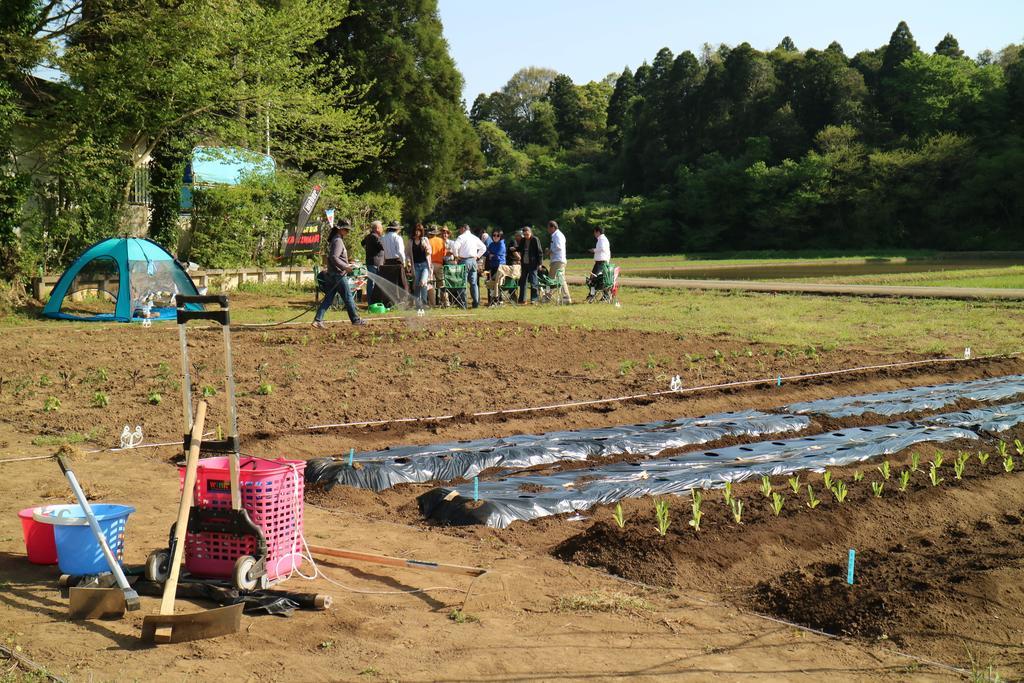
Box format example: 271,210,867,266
378,219,410,307
313,219,365,327
361,220,385,302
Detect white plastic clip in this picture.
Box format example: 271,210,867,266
141,318,152,328
669,375,683,391
964,347,972,359
120,425,143,449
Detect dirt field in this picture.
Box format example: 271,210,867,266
2,300,1023,681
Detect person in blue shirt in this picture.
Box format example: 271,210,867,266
485,228,506,306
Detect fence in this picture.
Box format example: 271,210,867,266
32,266,317,301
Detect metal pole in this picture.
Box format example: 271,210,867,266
178,320,193,444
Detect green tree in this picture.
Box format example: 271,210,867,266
475,121,530,175
545,74,585,147
934,33,965,59
323,0,480,219
606,67,636,152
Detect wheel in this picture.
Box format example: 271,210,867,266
232,555,259,591
145,550,171,582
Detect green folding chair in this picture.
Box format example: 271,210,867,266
442,264,468,309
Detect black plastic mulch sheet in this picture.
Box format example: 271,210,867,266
304,411,810,492
785,374,1024,418
417,422,978,528
921,401,1024,434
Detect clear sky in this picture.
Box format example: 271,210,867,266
438,0,1024,104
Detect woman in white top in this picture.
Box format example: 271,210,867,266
587,226,611,300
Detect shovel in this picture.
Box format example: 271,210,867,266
58,456,141,619
142,400,243,643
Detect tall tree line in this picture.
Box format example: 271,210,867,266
443,23,1024,254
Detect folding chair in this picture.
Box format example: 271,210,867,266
497,276,518,306
586,262,619,304
536,271,557,304
443,264,468,310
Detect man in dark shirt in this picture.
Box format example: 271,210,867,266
517,225,543,304
361,220,385,302
314,220,365,327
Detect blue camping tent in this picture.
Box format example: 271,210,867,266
43,238,201,322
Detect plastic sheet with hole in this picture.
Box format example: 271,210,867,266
920,401,1024,433
785,375,1024,418
304,411,810,492
417,422,978,529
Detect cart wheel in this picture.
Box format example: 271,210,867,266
145,550,171,582
233,555,259,591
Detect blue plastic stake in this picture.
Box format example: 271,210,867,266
777,375,782,387
473,476,479,502
847,549,856,585
348,447,354,467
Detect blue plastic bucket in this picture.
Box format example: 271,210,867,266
34,504,135,575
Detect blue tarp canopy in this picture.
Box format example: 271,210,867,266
42,237,201,322
181,146,275,210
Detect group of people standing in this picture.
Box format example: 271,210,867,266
313,217,612,327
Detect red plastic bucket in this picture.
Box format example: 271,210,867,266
18,507,58,565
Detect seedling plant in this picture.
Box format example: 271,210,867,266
806,485,820,509
954,452,969,480
759,476,772,498
871,481,884,498
654,499,671,536
897,470,911,492
770,492,784,517
822,470,833,490
978,450,990,465
928,460,943,486
612,503,626,529
730,498,743,524
831,480,848,503
788,475,800,494
722,481,733,507
852,470,864,483
910,452,921,472
1015,439,1024,456
877,461,891,481
1003,454,1014,473
688,490,703,532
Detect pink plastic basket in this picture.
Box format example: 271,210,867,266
181,456,305,582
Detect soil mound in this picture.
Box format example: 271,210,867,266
553,520,675,587
748,554,899,638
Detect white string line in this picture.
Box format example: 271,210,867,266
307,351,1022,430
0,433,214,465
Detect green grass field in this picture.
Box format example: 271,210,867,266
8,253,1022,358
562,250,945,274
208,283,1024,357
784,266,1024,289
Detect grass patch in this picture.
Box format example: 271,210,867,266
447,608,479,624
31,428,104,447
555,591,654,614
229,280,317,297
